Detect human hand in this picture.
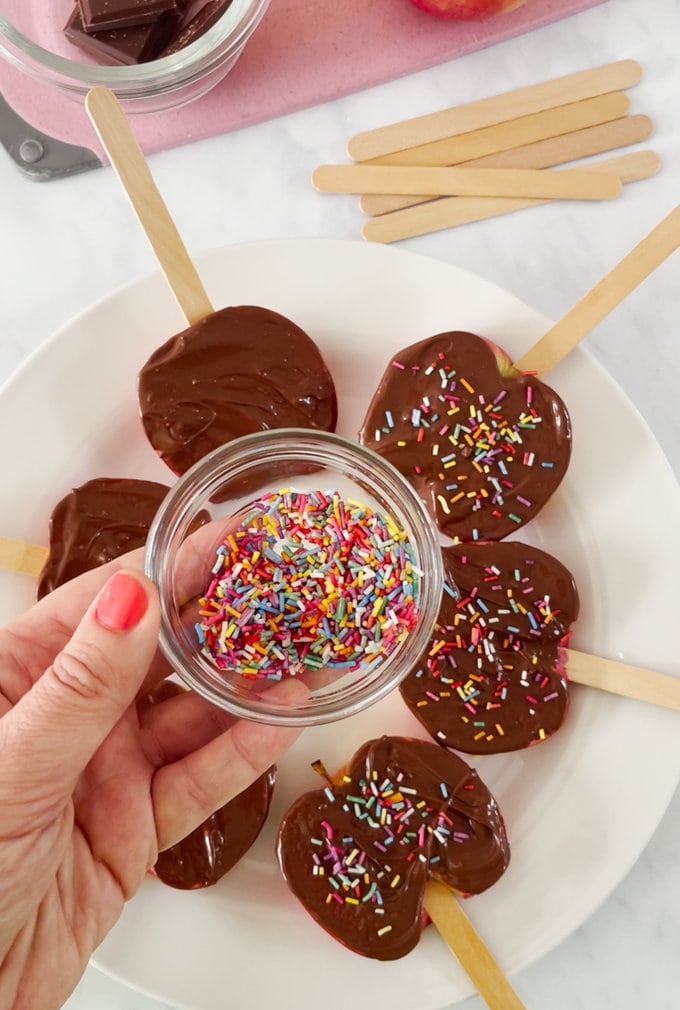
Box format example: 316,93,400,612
0,556,301,1010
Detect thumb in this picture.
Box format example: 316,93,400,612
3,570,160,803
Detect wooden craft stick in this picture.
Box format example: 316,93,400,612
313,164,621,200
347,59,642,161
85,87,213,326
0,537,47,578
361,113,653,217
362,150,660,243
424,881,526,1010
515,200,680,374
363,91,630,168
566,649,680,711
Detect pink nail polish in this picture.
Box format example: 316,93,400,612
95,572,149,631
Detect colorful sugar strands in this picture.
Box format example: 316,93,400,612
195,489,421,679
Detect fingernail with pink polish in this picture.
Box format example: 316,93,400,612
95,572,149,631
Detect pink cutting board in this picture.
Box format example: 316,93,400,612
0,0,609,157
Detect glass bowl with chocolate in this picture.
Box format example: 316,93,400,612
0,0,270,112
144,429,444,726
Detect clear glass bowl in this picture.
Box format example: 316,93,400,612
145,429,444,726
0,0,270,112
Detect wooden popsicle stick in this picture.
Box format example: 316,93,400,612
361,113,653,217
85,86,213,326
347,59,642,161
566,649,680,711
313,164,621,201
515,201,680,374
0,537,48,577
362,150,660,244
363,92,630,169
424,881,526,1010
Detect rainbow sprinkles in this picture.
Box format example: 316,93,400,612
195,490,421,679
358,332,572,543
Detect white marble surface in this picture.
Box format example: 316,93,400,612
1,0,679,1007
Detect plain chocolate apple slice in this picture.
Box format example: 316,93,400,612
84,92,337,479
152,768,276,888
138,680,277,889
36,477,173,599
138,305,338,477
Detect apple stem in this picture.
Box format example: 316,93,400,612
311,759,335,786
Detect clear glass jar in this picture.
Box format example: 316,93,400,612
0,0,270,112
145,429,444,726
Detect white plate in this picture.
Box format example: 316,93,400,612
1,239,679,1010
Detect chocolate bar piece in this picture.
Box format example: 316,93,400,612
64,5,181,64
78,0,179,32
159,0,233,56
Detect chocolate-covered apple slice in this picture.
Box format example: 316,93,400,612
359,206,680,541
277,735,509,960
138,680,276,889
400,540,580,754
279,789,427,959
153,768,276,888
138,305,338,477
87,100,336,487
359,331,571,542
37,477,174,599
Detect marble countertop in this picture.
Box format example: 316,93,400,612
1,0,679,1007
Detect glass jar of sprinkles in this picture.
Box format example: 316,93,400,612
145,428,443,725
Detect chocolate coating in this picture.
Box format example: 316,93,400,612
400,541,580,754
78,0,179,32
64,5,181,63
37,477,172,599
359,332,571,542
138,305,338,478
139,681,275,889
154,770,275,888
160,0,232,55
277,736,509,960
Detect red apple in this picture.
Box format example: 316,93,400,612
408,0,529,19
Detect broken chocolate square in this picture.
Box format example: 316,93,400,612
78,0,179,32
159,0,234,56
64,4,181,64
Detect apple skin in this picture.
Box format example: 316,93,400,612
408,0,529,19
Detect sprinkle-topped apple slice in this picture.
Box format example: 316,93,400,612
358,331,571,542
400,540,579,753
277,735,510,960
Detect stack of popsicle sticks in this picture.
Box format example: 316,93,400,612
310,59,659,243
